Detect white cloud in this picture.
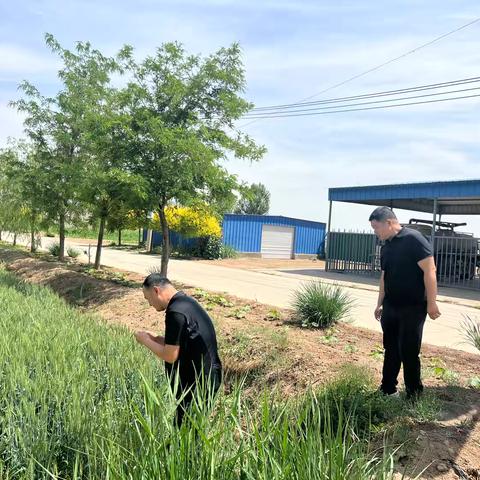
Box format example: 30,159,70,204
0,104,25,147
0,44,60,79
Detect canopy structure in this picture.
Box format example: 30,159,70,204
328,179,480,216
325,179,480,291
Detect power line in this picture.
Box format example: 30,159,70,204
239,93,480,119
250,76,480,112
241,85,480,117
298,16,480,103
239,16,480,127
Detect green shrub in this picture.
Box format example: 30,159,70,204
152,245,163,255
468,377,480,389
172,244,194,257
292,281,353,328
171,239,237,260
48,242,60,257
67,247,80,258
265,308,282,321
220,244,238,259
195,235,222,259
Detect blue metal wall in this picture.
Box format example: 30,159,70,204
222,214,326,255
143,229,199,250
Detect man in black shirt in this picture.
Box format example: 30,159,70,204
369,207,441,400
135,273,222,426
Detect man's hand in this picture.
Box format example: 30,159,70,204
134,330,150,345
374,305,383,321
427,302,441,320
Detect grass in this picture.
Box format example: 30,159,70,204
67,246,81,258
81,265,139,287
64,227,140,244
425,357,460,386
405,392,442,423
344,344,359,354
46,243,82,259
226,305,252,319
47,242,61,257
0,265,162,479
468,377,480,389
292,281,353,329
319,328,339,345
0,265,404,479
461,315,480,352
369,344,385,360
192,288,234,308
265,308,282,321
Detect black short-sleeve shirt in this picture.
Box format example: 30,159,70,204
380,228,433,306
164,292,222,388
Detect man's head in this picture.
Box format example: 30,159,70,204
142,273,177,312
369,206,401,241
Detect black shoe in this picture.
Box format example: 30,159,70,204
378,386,399,397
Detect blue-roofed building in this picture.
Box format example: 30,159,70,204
145,214,326,259
222,214,326,259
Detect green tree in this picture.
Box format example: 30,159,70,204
122,42,266,275
11,34,125,261
0,144,47,252
81,81,148,267
235,182,270,215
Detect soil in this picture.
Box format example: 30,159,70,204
1,246,479,479
201,256,326,271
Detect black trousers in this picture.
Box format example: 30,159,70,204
174,368,222,427
380,300,427,397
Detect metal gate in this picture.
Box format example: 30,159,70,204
434,235,480,289
326,230,480,290
325,231,381,275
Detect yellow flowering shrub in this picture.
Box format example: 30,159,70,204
152,205,221,238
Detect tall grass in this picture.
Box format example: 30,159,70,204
0,266,398,479
292,281,353,328
0,266,163,478
102,371,398,480
461,315,480,352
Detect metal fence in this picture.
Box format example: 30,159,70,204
434,235,480,289
325,231,381,275
326,230,480,290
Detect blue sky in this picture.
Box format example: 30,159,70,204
1,1,479,235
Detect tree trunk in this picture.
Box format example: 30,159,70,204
138,228,141,246
159,204,170,276
118,229,122,246
0,230,2,241
94,216,106,270
13,233,17,246
59,211,66,261
30,227,36,253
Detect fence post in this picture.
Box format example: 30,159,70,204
431,198,438,247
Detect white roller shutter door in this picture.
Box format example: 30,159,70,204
261,225,294,259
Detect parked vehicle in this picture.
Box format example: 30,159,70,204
403,219,480,281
